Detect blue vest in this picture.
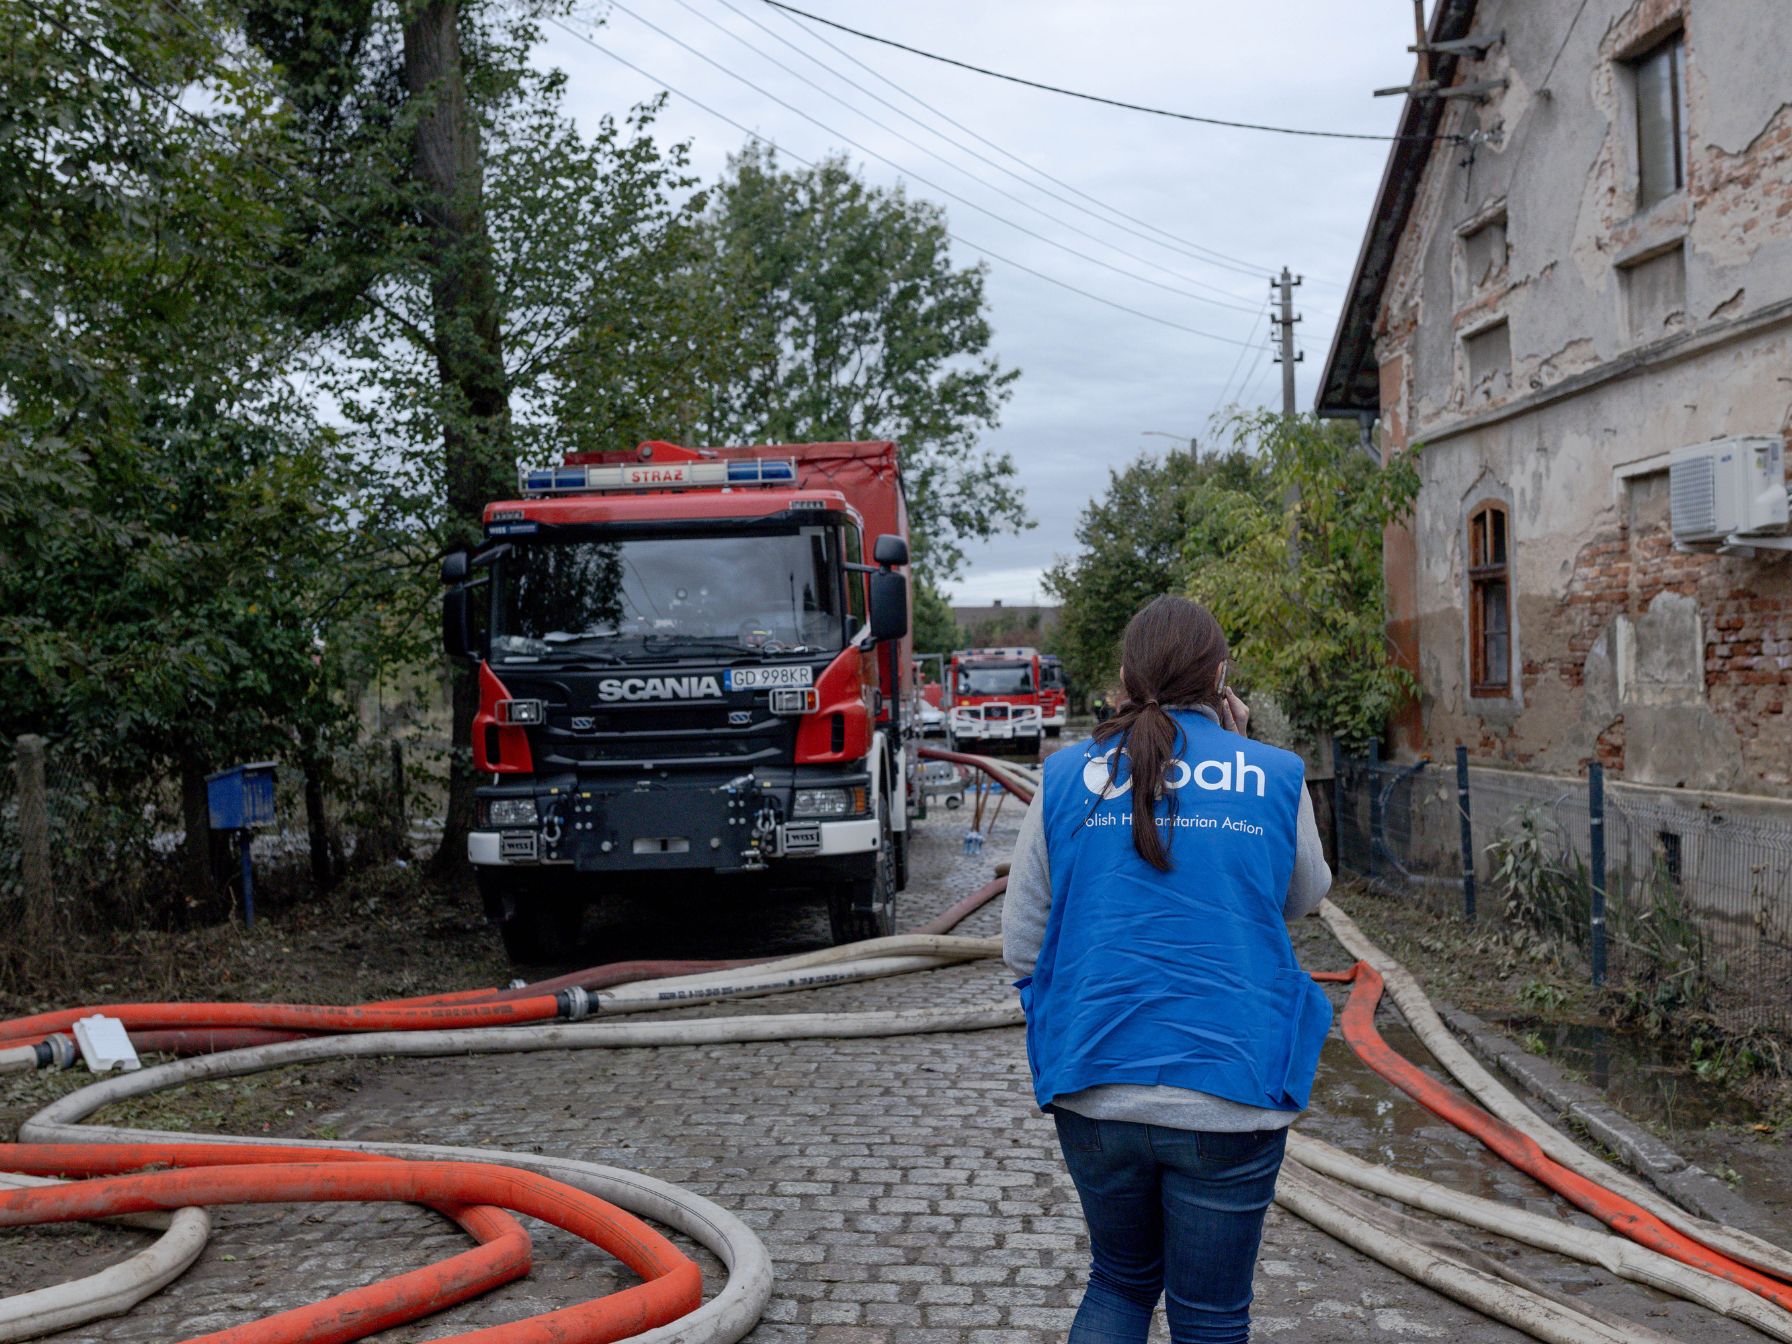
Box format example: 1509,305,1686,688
1019,712,1332,1112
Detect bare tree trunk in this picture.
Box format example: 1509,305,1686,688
303,758,336,893
178,754,219,925
402,1,511,885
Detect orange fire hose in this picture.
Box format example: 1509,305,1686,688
0,1142,702,1344
1,1141,530,1344
1317,962,1792,1305
0,988,588,1054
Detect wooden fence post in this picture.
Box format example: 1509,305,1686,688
390,739,409,856
16,735,54,937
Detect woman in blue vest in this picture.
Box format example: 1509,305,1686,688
1004,595,1333,1344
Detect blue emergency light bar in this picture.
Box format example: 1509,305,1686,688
520,458,796,496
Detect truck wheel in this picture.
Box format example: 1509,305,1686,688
893,827,910,891
828,809,896,944
1020,735,1042,759
482,872,584,965
1045,725,1063,739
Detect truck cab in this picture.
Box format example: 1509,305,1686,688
946,646,1043,759
442,441,912,961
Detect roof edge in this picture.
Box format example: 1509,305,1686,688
1315,0,1481,419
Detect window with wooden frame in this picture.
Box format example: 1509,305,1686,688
1467,503,1513,696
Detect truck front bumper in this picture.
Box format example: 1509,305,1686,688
468,768,878,873
468,816,877,866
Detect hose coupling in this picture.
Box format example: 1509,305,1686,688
555,986,593,1021
34,1034,78,1070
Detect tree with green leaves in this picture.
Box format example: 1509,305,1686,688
240,1,720,875
1183,413,1420,752
692,145,1026,577
1043,448,1268,696
910,577,961,657
0,0,371,912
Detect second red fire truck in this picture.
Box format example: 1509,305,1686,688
946,646,1044,758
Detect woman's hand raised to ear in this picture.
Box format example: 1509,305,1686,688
1218,688,1251,737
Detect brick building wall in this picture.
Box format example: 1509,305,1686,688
1347,0,1792,803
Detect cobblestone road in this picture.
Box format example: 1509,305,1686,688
5,783,1767,1342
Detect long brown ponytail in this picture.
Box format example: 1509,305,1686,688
1091,596,1230,872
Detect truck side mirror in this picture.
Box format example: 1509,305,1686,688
440,549,471,584
443,588,474,661
869,570,908,642
872,534,908,567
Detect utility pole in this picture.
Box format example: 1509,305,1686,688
1273,267,1303,567
1272,267,1303,419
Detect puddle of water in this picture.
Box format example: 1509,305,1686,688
1304,991,1563,1210
1496,1017,1761,1131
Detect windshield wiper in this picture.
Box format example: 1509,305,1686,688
642,635,755,656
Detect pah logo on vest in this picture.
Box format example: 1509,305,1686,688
1082,747,1266,802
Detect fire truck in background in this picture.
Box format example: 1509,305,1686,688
441,440,913,962
1039,655,1070,738
946,646,1043,758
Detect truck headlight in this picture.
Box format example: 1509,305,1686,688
484,797,539,826
792,787,867,818
496,698,545,725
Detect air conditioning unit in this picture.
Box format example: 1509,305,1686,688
1669,437,1789,550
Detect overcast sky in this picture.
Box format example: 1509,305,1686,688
536,1,1420,603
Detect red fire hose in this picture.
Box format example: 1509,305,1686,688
1318,961,1792,1305
0,989,592,1056
0,1141,701,1344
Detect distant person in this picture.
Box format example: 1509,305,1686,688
1091,692,1113,724
1004,595,1332,1344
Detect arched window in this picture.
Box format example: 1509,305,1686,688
1467,503,1513,696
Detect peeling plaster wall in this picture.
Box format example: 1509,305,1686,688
1374,0,1792,799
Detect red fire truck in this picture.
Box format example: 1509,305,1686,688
441,440,912,962
946,646,1043,758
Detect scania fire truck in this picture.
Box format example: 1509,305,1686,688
1039,654,1070,738
946,646,1043,758
441,440,913,962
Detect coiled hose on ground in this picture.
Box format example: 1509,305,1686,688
4,746,1789,1344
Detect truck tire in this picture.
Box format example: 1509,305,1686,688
1045,725,1063,739
893,826,910,891
480,870,584,965
1020,734,1042,759
827,808,896,944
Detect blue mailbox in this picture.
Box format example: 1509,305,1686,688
206,762,277,831
206,762,277,929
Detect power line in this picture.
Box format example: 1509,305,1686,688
603,0,1274,316
1208,298,1269,423
666,0,1262,313
762,1,1457,144
723,0,1297,291
544,14,1260,348
1242,346,1278,406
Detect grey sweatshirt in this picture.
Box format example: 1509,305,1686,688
1002,708,1332,1132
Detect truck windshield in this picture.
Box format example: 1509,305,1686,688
492,527,845,659
959,664,1035,696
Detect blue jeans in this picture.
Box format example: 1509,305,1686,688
1053,1110,1288,1344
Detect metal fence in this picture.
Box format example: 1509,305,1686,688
1334,745,1792,1040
